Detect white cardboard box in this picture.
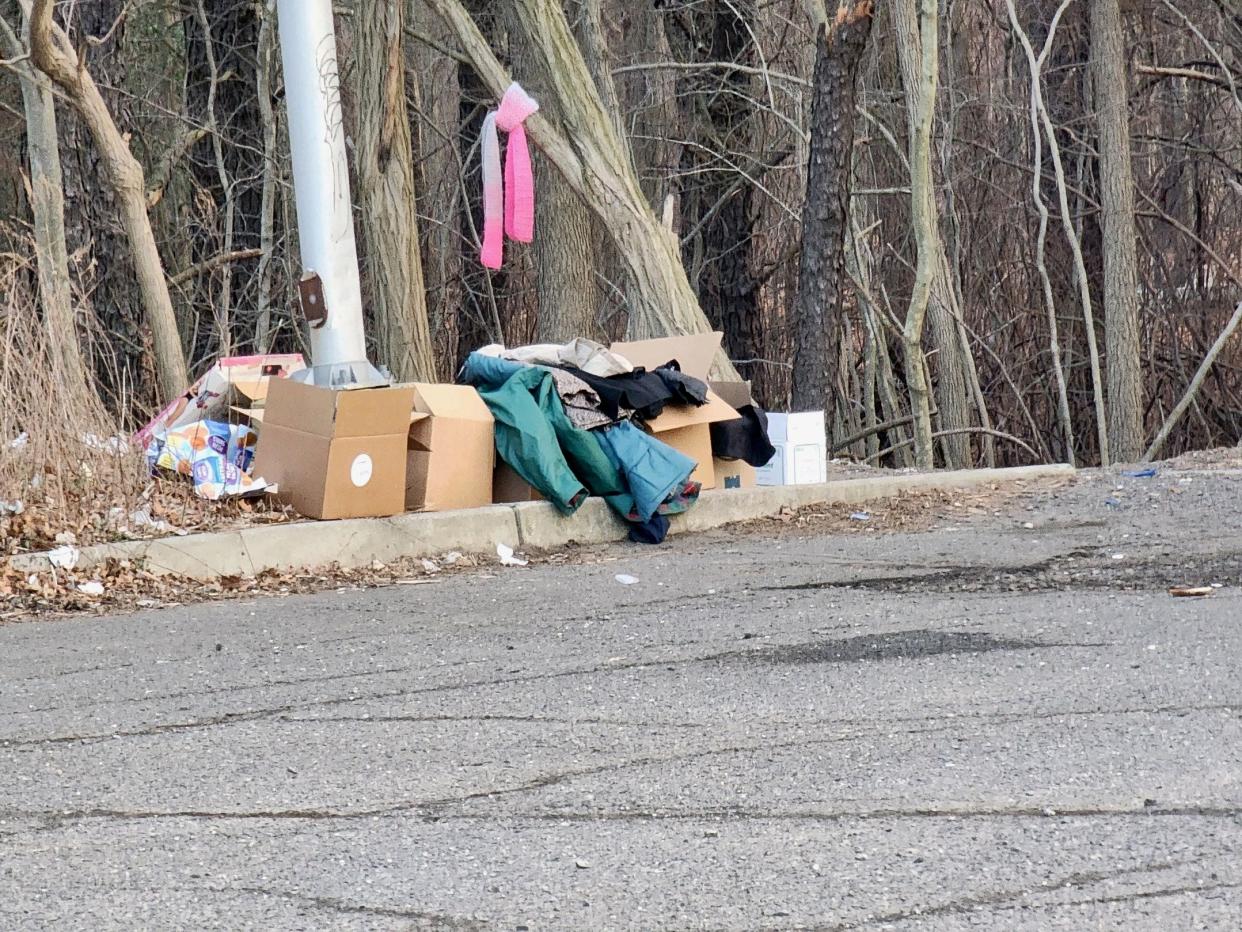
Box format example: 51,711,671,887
756,440,827,486
766,411,826,446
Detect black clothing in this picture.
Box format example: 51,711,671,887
710,402,777,468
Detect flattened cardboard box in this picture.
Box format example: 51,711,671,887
406,383,495,512
610,332,740,489
253,378,415,520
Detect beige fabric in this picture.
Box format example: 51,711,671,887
478,338,634,378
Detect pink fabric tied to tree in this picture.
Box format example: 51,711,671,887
480,82,540,270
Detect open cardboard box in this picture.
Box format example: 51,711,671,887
713,457,756,490
253,378,415,520
610,332,740,489
406,384,495,512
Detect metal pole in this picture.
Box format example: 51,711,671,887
276,0,381,383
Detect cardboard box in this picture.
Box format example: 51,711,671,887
493,461,544,504
756,410,827,486
610,332,740,490
709,380,755,415
714,457,756,490
136,353,305,445
767,411,826,446
653,421,718,488
253,378,415,520
756,440,827,487
612,333,722,380
406,384,495,512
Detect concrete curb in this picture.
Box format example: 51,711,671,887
10,464,1073,581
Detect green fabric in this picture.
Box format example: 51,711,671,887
463,356,621,515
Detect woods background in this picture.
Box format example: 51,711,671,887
1,0,1240,472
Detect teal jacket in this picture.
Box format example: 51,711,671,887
460,353,699,522
460,353,622,514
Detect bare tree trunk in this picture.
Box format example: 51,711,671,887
1,13,92,404
507,2,603,343
1091,0,1145,463
1006,0,1077,465
408,0,464,376
900,0,938,469
24,0,188,401
532,162,600,342
892,0,972,468
193,0,236,357
427,0,740,377
666,1,766,391
353,0,437,380
254,0,279,351
791,1,874,420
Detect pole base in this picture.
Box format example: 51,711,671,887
292,360,390,389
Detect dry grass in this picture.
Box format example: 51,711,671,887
0,244,286,562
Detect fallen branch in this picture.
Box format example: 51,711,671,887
169,249,264,287
1136,62,1234,89
832,410,940,452
868,427,1042,464
1143,300,1242,463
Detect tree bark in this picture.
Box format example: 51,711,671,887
4,13,93,405
892,0,973,468
791,1,874,419
408,0,464,376
254,0,279,351
427,0,740,377
667,1,765,394
1091,0,1145,463
25,0,188,402
531,155,601,342
507,2,603,343
900,0,939,469
353,0,437,381
1005,0,1078,466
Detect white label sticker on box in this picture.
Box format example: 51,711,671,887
350,453,374,488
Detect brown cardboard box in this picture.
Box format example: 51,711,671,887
253,378,416,520
713,457,756,490
406,384,495,512
709,380,754,416
612,333,721,381
609,332,740,489
492,461,544,504
643,395,739,489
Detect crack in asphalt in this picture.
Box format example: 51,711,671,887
411,804,1242,824
4,686,1236,753
221,887,487,928
0,722,970,829
5,801,1241,841
1034,880,1242,911
818,858,1204,930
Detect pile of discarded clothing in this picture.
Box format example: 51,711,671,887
458,336,773,544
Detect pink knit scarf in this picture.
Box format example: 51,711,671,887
480,82,539,270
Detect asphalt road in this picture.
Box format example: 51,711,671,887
2,468,1241,930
